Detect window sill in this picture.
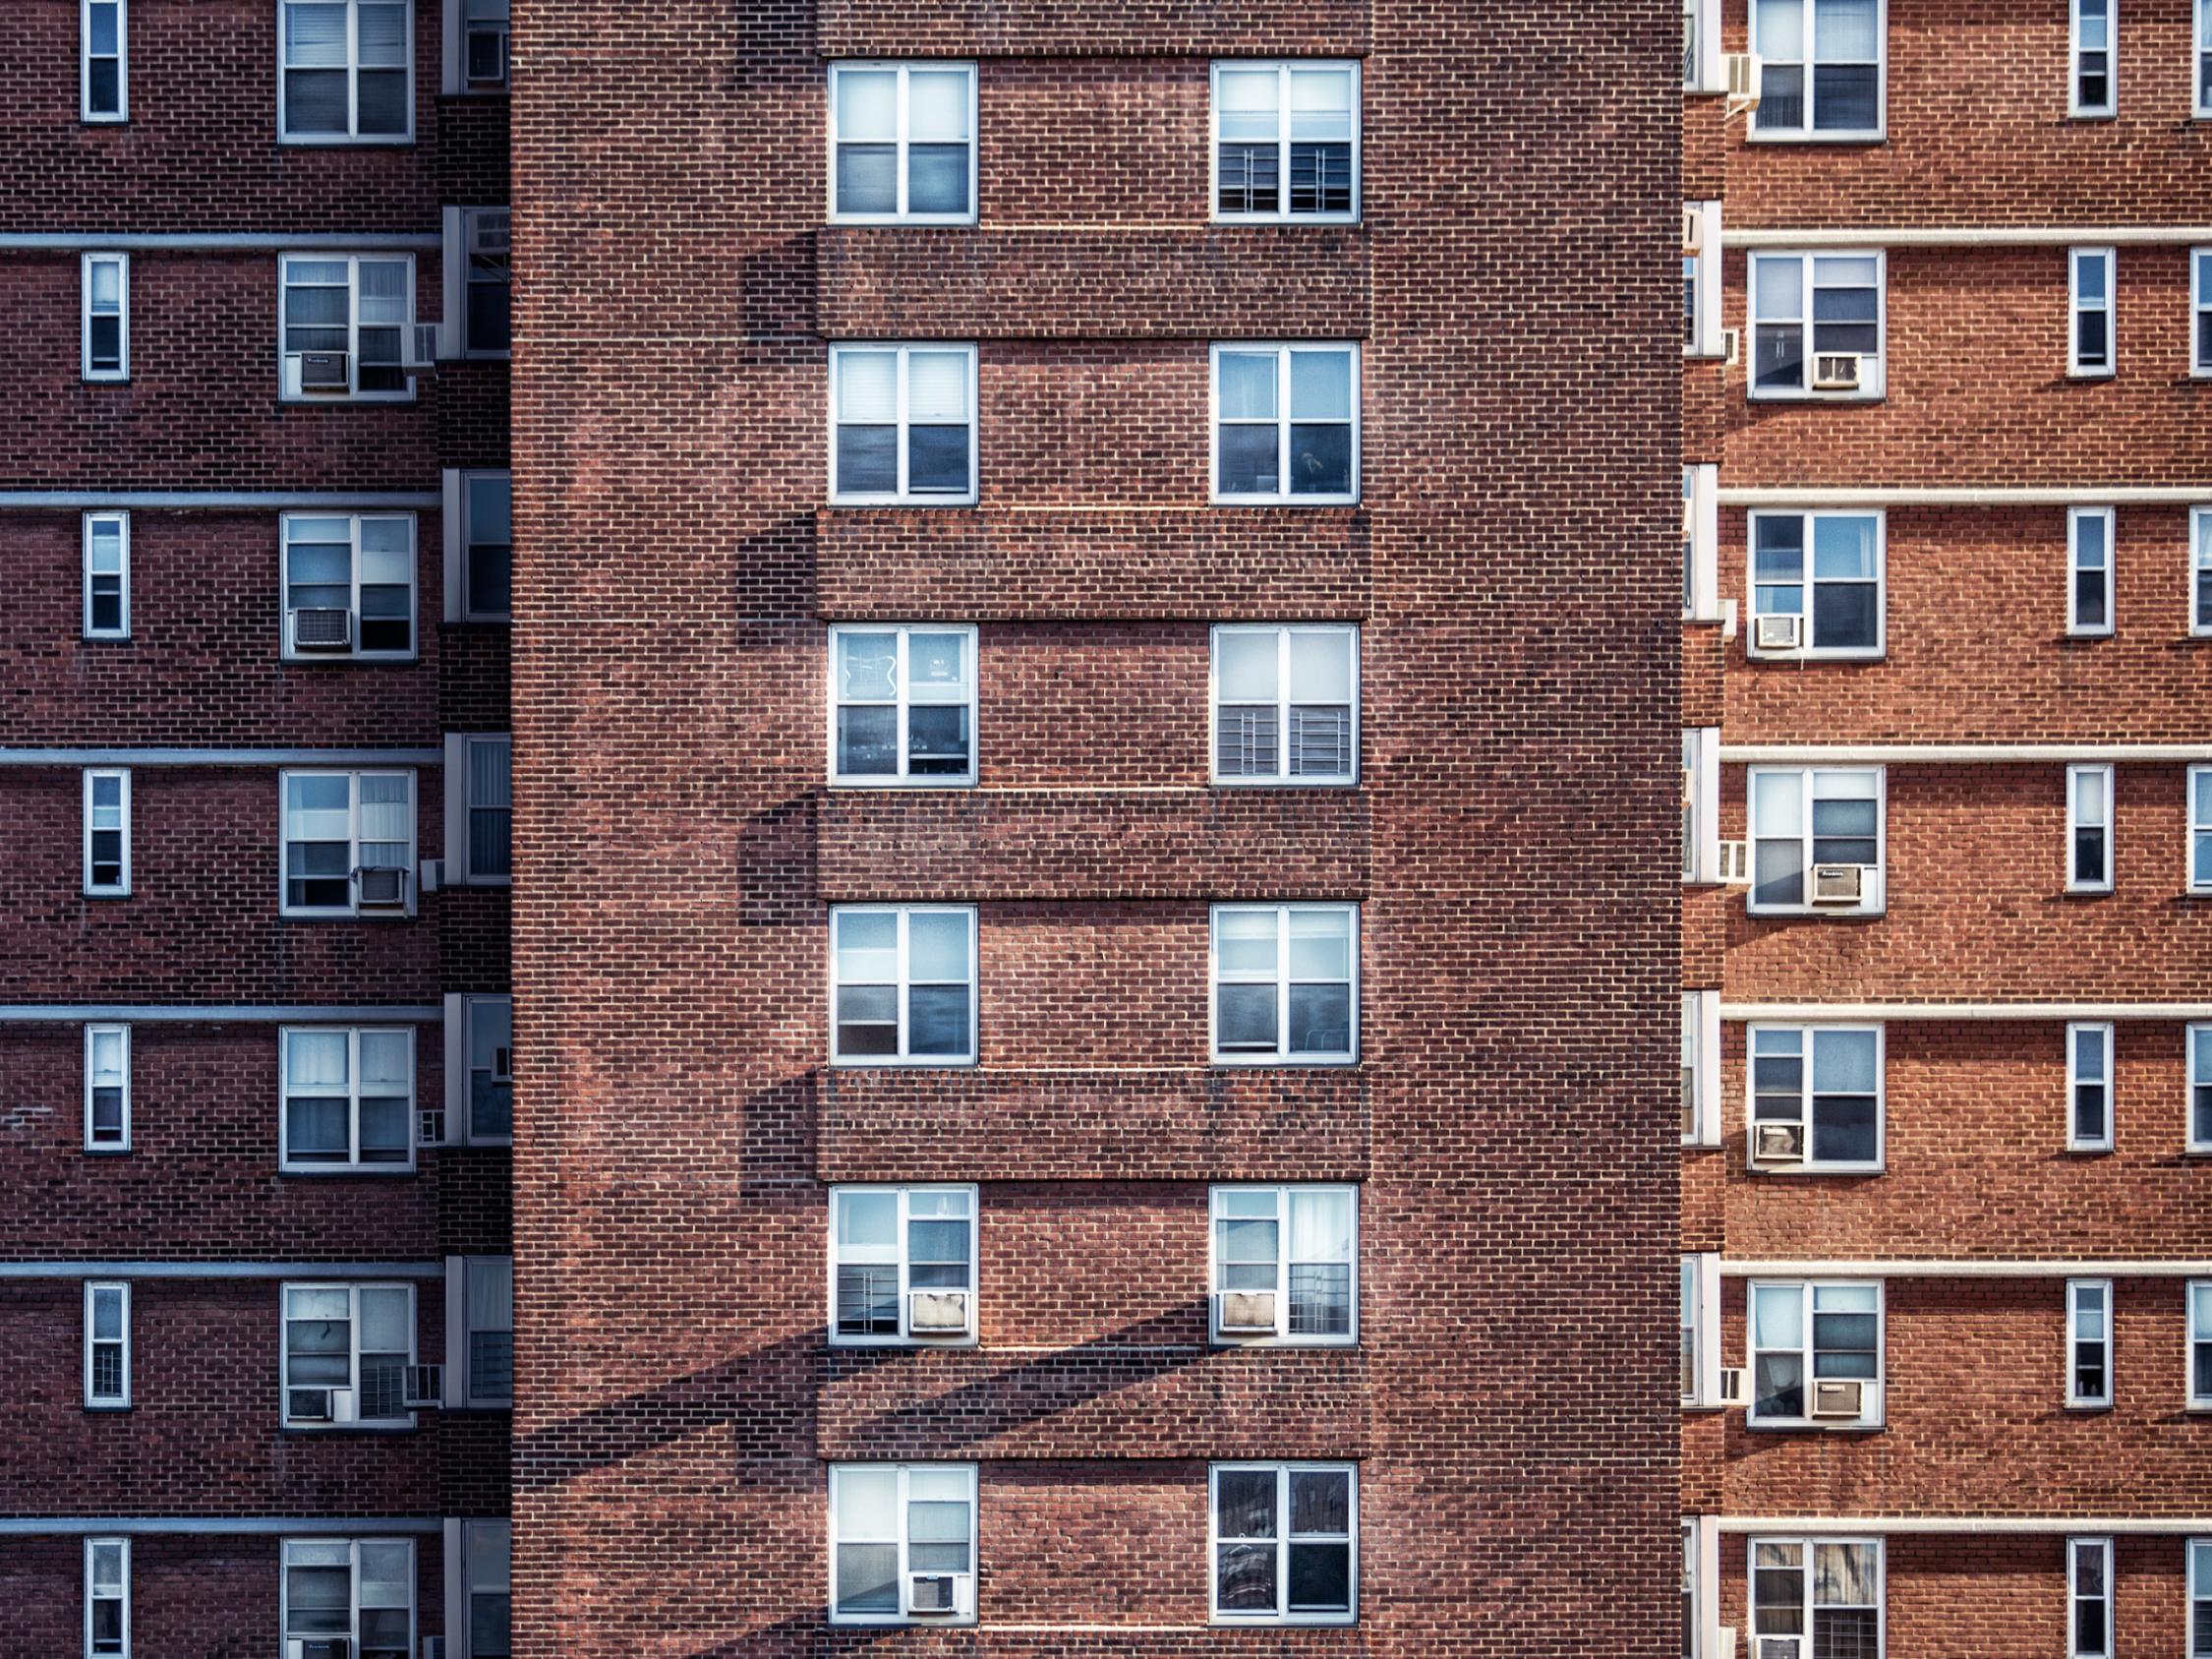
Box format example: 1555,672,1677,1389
277,135,417,148
280,1422,419,1435
1745,908,1887,920
1208,776,1361,790
278,395,420,407
2064,1401,2114,1413
1744,650,1886,665
280,912,419,922
281,655,422,667
828,214,982,229
278,1166,419,1178
1747,1163,1886,1178
828,498,979,510
1745,1419,1885,1434
827,1334,982,1351
829,777,980,791
1210,1335,1360,1350
1210,1055,1361,1069
1744,130,1889,146
1210,213,1364,229
2066,369,2118,381
1210,496,1363,509
828,1057,979,1070
1745,390,1886,406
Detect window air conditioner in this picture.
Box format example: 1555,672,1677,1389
1718,1366,1751,1408
403,1363,444,1408
466,25,508,87
1722,326,1741,366
1753,1121,1806,1163
292,350,351,395
907,1289,971,1336
1682,205,1705,257
470,213,511,258
287,1387,332,1422
1717,839,1752,885
1752,613,1803,652
357,866,409,910
418,1105,447,1149
493,1046,514,1084
1812,352,1864,391
289,1640,350,1659
1723,52,1763,115
1218,1290,1278,1333
290,607,355,652
1718,1627,1739,1659
402,322,442,377
1810,1378,1869,1420
1810,863,1867,906
908,1572,962,1616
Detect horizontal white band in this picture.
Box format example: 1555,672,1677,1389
1722,1260,2212,1278
1722,226,2212,250
1717,487,2210,507
1720,745,2212,764
1722,1003,2212,1022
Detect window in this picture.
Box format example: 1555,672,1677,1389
1682,991,1720,1146
1685,202,1722,356
1748,510,1883,656
279,0,413,141
280,1027,415,1172
84,1024,129,1153
828,625,977,786
828,1463,977,1625
460,1255,512,1405
83,511,128,639
2071,0,2115,116
2068,507,2114,636
84,1537,129,1657
1751,0,1885,137
1682,1258,1701,1403
282,1282,416,1427
1211,343,1359,504
446,470,511,622
280,254,416,400
1211,904,1358,1064
1684,730,1721,882
828,63,975,223
1683,463,1718,620
461,1521,511,1657
444,0,507,91
284,513,417,658
1210,1185,1357,1345
446,207,510,357
2191,1541,2212,1659
82,254,127,381
450,993,512,1144
281,769,416,917
2191,766,2212,894
1683,1520,1700,1659
2195,251,2212,375
2189,1025,2212,1153
84,1281,129,1409
2200,2,2212,118
2069,248,2116,375
2192,506,2211,635
830,906,976,1065
2068,766,2114,894
83,769,130,897
1751,1538,1883,1659
281,1538,415,1658
1209,1463,1357,1625
445,734,511,882
2066,1279,2112,1408
1686,0,1721,89
2066,1539,2114,1659
829,344,977,505
830,1185,977,1345
2067,1023,2114,1152
1747,767,1884,916
1749,252,1885,399
1211,625,1358,785
1748,1025,1883,1171
1749,1280,1882,1427
1211,61,1359,222
82,0,126,120
2191,1281,2212,1409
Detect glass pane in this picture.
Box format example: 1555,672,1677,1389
1812,516,1875,581
284,68,348,133
837,350,898,423
906,984,970,1056
1289,351,1352,420
1219,424,1278,495
837,146,897,215
1814,1542,1878,1605
908,145,968,216
1288,1541,1352,1611
1288,69,1353,140
359,1287,410,1352
838,706,898,776
1287,423,1351,495
1289,1469,1350,1534
906,912,970,982
907,631,967,692
1753,1284,1805,1348
1286,982,1352,1054
1215,909,1278,975
357,261,408,325
1216,352,1278,420
360,1538,411,1606
837,631,899,702
1217,1542,1276,1610
1812,1031,1877,1093
908,71,969,140
1814,0,1878,58
1217,983,1278,1050
1287,630,1352,703
904,705,969,774
1755,0,1805,58
1754,772,1805,837
1289,1189,1352,1261
1217,631,1280,703
837,1467,899,1537
905,425,969,494
1287,910,1351,980
906,351,968,422
1217,69,1280,142
285,2,348,65
836,912,898,983
1216,1469,1277,1538
836,70,897,140
836,1543,899,1613
837,1189,898,1252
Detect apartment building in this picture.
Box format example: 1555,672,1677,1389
1682,3,2212,1658
0,2,513,1653
512,0,1679,1651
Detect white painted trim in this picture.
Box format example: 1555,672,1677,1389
80,0,127,121
827,342,979,506
1208,623,1361,789
827,1184,982,1349
2068,0,2118,119
2067,248,2118,376
1722,1260,2212,1278
275,0,417,146
1718,1516,2212,1535
1685,464,1721,620
828,623,982,789
82,510,129,639
0,235,449,253
1723,226,2212,249
443,993,466,1140
1722,744,2212,763
1724,1002,2212,1022
1745,249,1888,402
1206,60,1362,228
83,1535,130,1659
1687,200,1724,357
0,1005,441,1023
1693,1515,1722,1659
1718,486,2212,507
83,1280,130,1409
1208,341,1363,506
80,252,128,382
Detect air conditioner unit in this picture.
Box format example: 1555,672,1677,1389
1722,326,1741,366
403,1363,444,1408
907,1289,971,1336
1812,352,1864,391
418,858,442,894
1753,1121,1807,1163
1810,1377,1868,1420
357,866,409,910
1682,205,1705,257
1717,839,1752,886
466,25,508,87
290,607,355,652
471,212,511,258
1718,1366,1752,1408
289,1640,351,1659
1723,51,1763,115
493,1046,514,1084
418,1105,447,1148
908,1572,963,1616
291,350,351,395
1811,862,1867,906
287,1387,332,1422
402,322,442,377
1752,613,1803,652
1218,1290,1278,1333
1718,1627,1738,1659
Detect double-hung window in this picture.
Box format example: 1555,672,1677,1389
460,1521,511,1657
1210,1185,1357,1345
1748,1025,1882,1171
82,254,128,381
83,511,128,639
2189,766,2212,894
282,1538,415,1658
2188,1025,2212,1153
1683,991,1721,1146
82,0,126,120
1211,904,1358,1064
1748,510,1883,656
2192,507,2212,635
279,0,413,142
1682,1258,1702,1403
830,906,976,1065
2069,248,2116,376
85,1536,129,1656
2067,1023,2115,1152
447,0,508,91
457,1255,512,1405
281,769,416,917
83,769,130,897
1211,343,1359,504
445,734,512,883
2070,0,2116,116
829,625,977,785
829,1463,977,1625
2191,1281,2212,1408
282,1282,415,1427
1750,1539,1883,1659
1211,624,1358,785
1749,252,1884,399
85,1281,130,1409
1684,732,1720,882
2194,251,2212,377
1211,61,1359,222
2066,1278,2113,1407
828,63,976,223
2199,3,2212,118
830,344,977,505
1210,1462,1357,1625
2067,507,2114,636
280,1027,415,1172
442,207,510,357
1749,1280,1882,1427
1684,464,1719,620
85,1024,130,1152
1684,202,1722,356
444,993,512,1145
1747,767,1884,916
2068,766,2115,894
2069,1537,2115,1659
1686,0,1722,88
2193,1542,2212,1659
443,469,512,622
1750,0,1885,138
830,1185,977,1344
280,254,416,400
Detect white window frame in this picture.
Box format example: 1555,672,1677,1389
83,510,129,640
445,1254,513,1407
280,1281,419,1429
444,992,514,1148
828,904,979,1067
827,1184,980,1348
825,62,979,226
2070,0,2118,118
1745,765,1887,917
826,623,979,787
2067,765,2115,895
1682,991,1721,1148
1684,1516,1722,1659
84,1535,130,1658
1682,1253,1723,1406
81,0,127,121
443,733,512,885
83,767,131,898
84,1280,130,1410
2066,1022,2115,1153
1207,1461,1359,1627
1746,251,1888,401
2188,1023,2212,1155
1207,1184,1359,1347
2067,506,2115,637
1685,0,1722,89
1745,508,1886,660
2190,1280,2212,1410
1746,1023,1886,1174
827,342,978,506
444,1518,511,1659
278,1025,418,1174
1684,730,1721,883
2068,247,2117,377
1209,623,1361,787
81,253,128,382
2190,1540,2212,1659
1746,1537,1887,1659
440,0,508,94
2193,250,2212,376
441,205,510,360
1747,1278,1886,1429
1683,463,1719,621
2191,505,2212,635
276,0,417,145
1208,342,1362,505
1209,902,1360,1066
441,468,512,623
84,1023,131,1154
2067,1536,2115,1659
1685,201,1722,358
827,1462,979,1627
279,768,418,918
2189,765,2212,895
2066,1278,2113,1409
1748,0,1889,141
280,511,419,661
1207,60,1362,226
279,1537,418,1655
277,253,419,402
